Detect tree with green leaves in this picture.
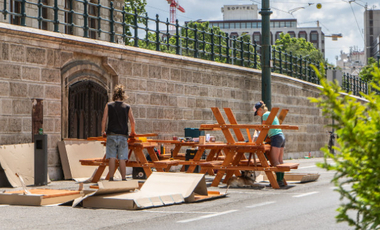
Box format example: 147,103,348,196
123,0,147,43
273,33,326,65
309,65,380,229
359,57,378,82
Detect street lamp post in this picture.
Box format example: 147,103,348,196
260,0,272,109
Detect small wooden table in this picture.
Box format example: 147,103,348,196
80,134,181,182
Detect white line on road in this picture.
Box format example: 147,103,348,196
177,210,238,223
142,210,216,214
293,191,319,198
298,165,317,169
246,201,276,208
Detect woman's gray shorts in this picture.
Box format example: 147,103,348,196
270,133,285,148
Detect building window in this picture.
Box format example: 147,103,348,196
9,0,21,25
224,23,229,29
40,0,48,30
253,32,261,44
230,23,235,29
310,31,318,48
270,21,274,28
299,31,307,40
275,32,282,41
275,21,280,28
288,31,295,38
280,21,285,27
236,23,241,29
285,21,291,27
247,22,252,28
258,22,262,28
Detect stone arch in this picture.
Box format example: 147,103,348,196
61,58,118,138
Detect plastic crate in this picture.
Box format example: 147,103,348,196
184,128,205,138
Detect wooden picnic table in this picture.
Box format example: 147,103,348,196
80,134,182,182
199,107,299,189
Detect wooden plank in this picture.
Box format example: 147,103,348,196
224,108,245,142
211,107,235,144
278,109,289,125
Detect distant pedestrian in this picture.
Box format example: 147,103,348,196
101,84,136,181
253,101,285,187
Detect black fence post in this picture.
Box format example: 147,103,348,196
253,41,257,69
53,0,59,32
21,0,26,26
226,33,230,64
110,2,115,43
155,14,160,51
194,24,198,58
211,29,215,61
176,19,180,55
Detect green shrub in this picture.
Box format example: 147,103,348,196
309,66,380,229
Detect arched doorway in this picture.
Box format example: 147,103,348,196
68,80,108,139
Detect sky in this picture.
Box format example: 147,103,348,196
145,0,380,65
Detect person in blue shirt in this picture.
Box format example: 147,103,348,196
253,101,285,187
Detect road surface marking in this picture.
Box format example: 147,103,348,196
298,165,317,169
142,210,216,214
293,191,319,198
177,210,238,223
246,201,276,208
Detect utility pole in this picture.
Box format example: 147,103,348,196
259,0,272,109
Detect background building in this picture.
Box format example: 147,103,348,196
336,47,366,76
364,9,380,63
207,4,325,56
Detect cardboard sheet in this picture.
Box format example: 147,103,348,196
0,188,83,206
58,140,120,181
75,172,226,210
0,143,50,188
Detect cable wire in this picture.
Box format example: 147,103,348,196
349,3,364,42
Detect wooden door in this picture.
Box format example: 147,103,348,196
68,81,108,139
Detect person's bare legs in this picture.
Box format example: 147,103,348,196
279,147,284,164
108,157,116,180
119,159,126,180
270,146,281,166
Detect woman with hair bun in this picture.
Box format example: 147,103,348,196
253,101,286,187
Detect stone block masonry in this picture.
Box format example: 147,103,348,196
0,22,367,180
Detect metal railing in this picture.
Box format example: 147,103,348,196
342,73,368,96
0,0,369,95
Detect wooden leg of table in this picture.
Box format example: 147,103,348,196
265,171,279,189
134,146,152,177
186,147,205,173
256,150,280,189
91,155,107,183
211,149,235,187
223,152,244,183
91,165,106,183
146,147,164,172
172,145,182,158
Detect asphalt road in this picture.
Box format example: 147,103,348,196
0,157,354,230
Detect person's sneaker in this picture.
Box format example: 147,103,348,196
109,177,114,181
122,178,127,181
278,180,286,188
